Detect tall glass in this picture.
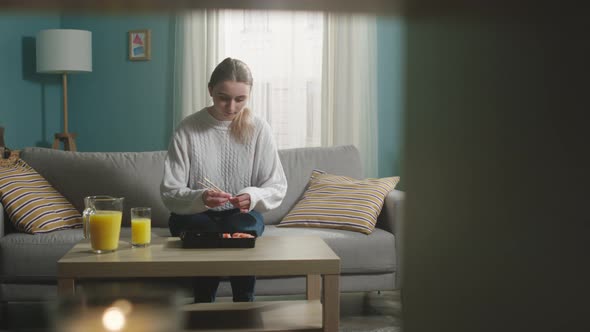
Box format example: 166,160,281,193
83,196,124,254
131,207,151,247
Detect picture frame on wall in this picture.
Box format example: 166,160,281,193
128,29,151,61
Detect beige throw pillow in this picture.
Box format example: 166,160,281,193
0,159,82,234
278,170,399,234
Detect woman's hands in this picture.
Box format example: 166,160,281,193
229,194,251,213
202,190,251,213
202,189,231,208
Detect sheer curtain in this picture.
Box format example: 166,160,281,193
219,10,324,149
172,10,225,125
172,10,223,127
321,13,378,177
173,10,378,177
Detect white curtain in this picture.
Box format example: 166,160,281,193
173,10,225,125
173,10,378,177
322,13,378,178
218,10,324,149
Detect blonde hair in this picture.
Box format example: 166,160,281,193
229,107,254,144
209,57,254,144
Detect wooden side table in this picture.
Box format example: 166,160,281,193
53,133,77,151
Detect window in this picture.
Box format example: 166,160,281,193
218,10,324,149
175,10,378,176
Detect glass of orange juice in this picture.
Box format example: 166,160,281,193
131,207,151,248
83,196,124,254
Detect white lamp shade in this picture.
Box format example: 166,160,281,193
36,29,92,73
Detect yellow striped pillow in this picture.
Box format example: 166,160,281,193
278,170,400,234
0,159,82,234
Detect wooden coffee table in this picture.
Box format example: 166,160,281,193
57,236,341,331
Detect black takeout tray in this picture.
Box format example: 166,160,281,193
179,231,257,248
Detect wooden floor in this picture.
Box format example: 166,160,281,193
214,290,402,332
339,291,401,332
0,290,402,332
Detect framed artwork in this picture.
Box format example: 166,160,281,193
128,29,151,61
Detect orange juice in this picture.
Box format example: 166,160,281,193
89,210,122,252
131,218,151,246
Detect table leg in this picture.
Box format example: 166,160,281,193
306,274,321,300
322,274,339,332
58,278,75,296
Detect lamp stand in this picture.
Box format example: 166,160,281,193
53,73,77,151
53,133,77,151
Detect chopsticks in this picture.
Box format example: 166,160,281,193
198,177,224,192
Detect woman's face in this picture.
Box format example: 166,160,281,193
208,80,251,121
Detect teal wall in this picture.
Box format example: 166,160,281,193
61,13,175,152
0,12,62,149
0,12,174,152
377,16,404,180
1,12,403,181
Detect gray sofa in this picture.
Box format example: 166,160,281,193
0,145,403,304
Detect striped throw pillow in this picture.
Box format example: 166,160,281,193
278,170,400,234
0,159,82,234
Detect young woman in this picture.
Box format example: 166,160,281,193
160,57,287,302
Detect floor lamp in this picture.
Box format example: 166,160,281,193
36,29,92,151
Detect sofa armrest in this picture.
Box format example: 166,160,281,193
0,202,12,238
1,202,5,237
376,189,405,235
376,189,405,288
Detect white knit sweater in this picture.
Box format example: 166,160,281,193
160,107,287,215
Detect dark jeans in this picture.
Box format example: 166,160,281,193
169,209,264,303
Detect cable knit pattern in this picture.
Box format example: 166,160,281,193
160,107,287,215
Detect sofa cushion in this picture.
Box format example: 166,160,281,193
19,145,364,228
278,170,399,234
0,227,172,280
0,225,393,280
0,229,83,280
264,225,396,274
20,148,170,228
0,159,82,234
263,145,363,225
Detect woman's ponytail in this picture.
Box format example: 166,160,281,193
230,107,254,144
